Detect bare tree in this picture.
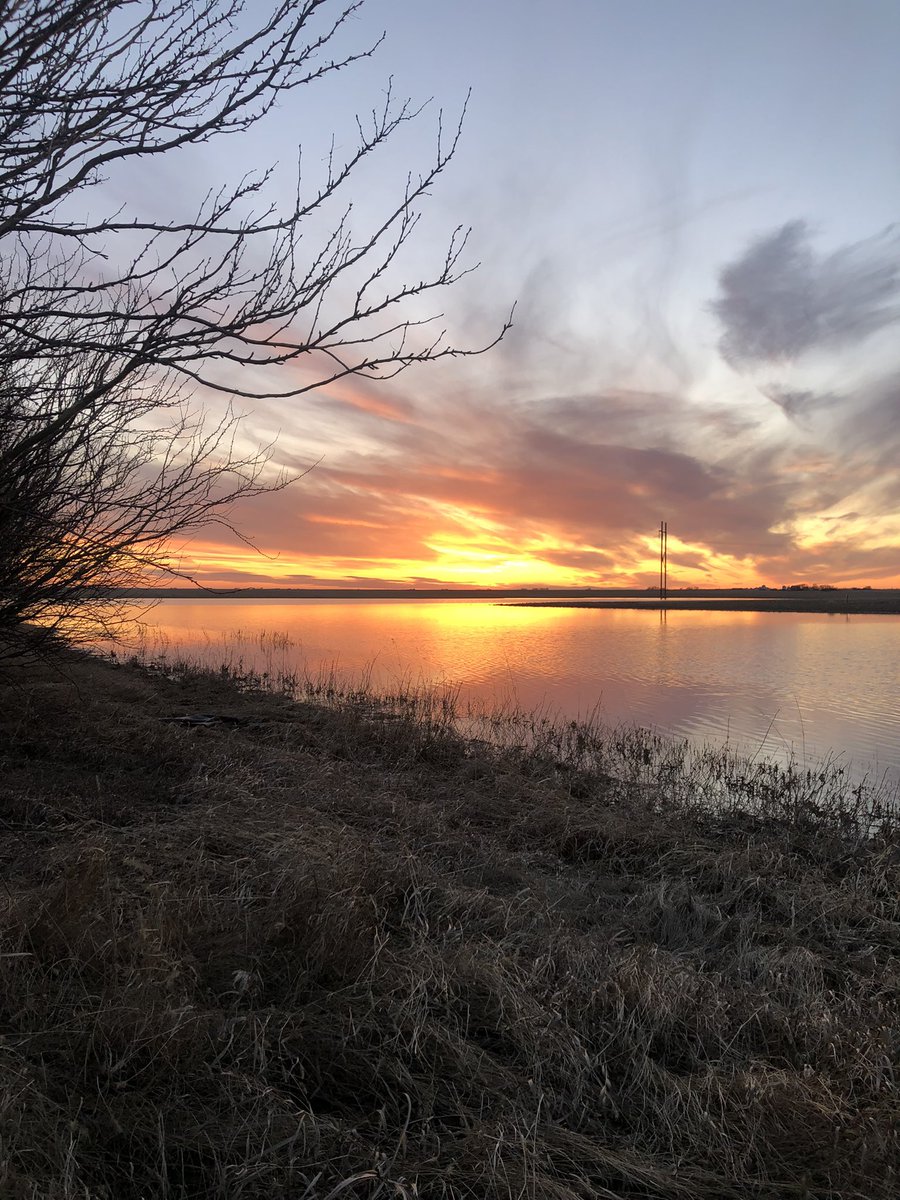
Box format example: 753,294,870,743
0,0,507,648
0,330,280,650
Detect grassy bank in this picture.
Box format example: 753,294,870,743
1,649,898,1198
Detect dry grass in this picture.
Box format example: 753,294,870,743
0,647,898,1198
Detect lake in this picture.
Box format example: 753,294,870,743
120,598,900,787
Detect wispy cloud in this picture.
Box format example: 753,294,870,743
176,212,900,590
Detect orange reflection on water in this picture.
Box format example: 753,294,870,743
111,598,900,786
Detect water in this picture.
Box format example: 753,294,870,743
120,598,900,786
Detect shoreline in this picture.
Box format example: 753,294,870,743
509,594,900,614
107,587,900,615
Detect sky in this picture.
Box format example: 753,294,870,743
147,0,900,589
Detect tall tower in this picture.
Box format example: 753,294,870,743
659,521,668,602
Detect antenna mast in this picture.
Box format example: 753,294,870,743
659,520,668,602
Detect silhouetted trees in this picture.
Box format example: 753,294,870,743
0,0,505,649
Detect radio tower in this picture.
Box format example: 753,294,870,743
659,520,668,602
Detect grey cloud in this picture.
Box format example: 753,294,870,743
764,388,837,423
776,374,900,488
535,389,760,449
840,376,900,463
713,220,900,368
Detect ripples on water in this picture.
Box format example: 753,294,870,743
116,598,900,787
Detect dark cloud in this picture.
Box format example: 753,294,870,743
713,220,900,367
539,548,617,571
668,551,713,572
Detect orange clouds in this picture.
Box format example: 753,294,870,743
322,380,416,424
171,315,900,590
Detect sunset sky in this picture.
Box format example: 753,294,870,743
141,0,900,589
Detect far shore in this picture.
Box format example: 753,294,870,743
510,589,900,615
110,585,900,614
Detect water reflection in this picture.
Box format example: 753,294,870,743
119,598,900,785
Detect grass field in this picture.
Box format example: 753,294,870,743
1,646,898,1198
